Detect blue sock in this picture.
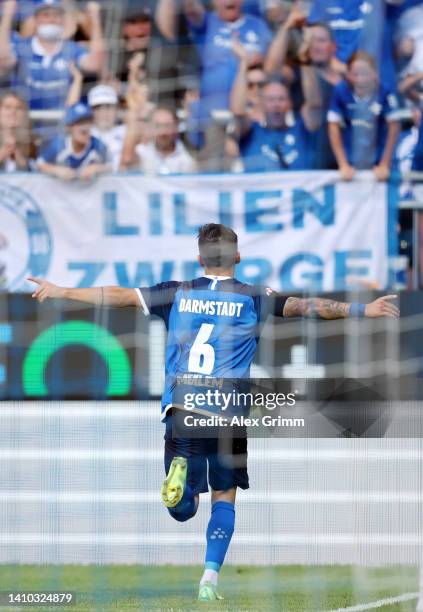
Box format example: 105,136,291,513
167,484,197,522
205,501,235,571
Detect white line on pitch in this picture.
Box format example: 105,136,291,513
324,591,419,612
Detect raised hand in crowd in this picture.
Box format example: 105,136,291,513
66,62,84,108
231,35,250,65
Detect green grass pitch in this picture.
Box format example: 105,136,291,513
0,565,418,611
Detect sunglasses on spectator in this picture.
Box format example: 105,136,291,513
248,80,265,89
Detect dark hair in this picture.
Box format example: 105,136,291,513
198,224,238,268
247,62,264,73
309,21,334,41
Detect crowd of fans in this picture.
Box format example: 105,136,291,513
0,0,421,181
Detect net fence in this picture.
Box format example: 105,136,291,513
0,294,423,610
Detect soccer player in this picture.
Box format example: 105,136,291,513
28,223,399,601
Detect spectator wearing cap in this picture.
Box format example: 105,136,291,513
0,0,105,110
231,38,322,172
122,106,196,174
156,0,272,132
37,102,111,180
328,51,401,181
18,0,80,40
88,84,126,172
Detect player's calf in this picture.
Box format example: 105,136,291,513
199,489,236,598
162,456,198,522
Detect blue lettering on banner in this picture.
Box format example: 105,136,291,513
114,262,174,286
218,192,233,227
183,261,204,279
174,194,198,235
292,186,335,228
236,258,273,285
334,250,371,289
280,253,323,290
245,191,284,232
68,262,106,287
148,193,162,235
65,253,373,289
104,192,139,236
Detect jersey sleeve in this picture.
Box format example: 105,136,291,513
187,9,209,42
257,18,273,54
253,286,288,321
72,42,89,70
327,84,345,124
383,90,402,122
135,282,180,322
95,138,110,164
37,137,61,165
9,32,20,60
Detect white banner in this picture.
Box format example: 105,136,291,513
0,171,394,292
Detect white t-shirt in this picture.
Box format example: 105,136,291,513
91,124,126,171
396,5,423,76
135,140,197,175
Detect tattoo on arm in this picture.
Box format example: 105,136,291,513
283,297,350,319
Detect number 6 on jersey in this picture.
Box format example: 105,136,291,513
188,323,215,374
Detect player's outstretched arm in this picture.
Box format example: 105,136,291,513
283,295,399,319
28,277,138,308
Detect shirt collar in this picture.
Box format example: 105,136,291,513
66,135,90,159
153,139,183,159
204,275,232,280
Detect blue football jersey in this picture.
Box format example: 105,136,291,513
189,12,272,118
38,135,109,169
308,0,364,63
136,276,286,419
11,36,88,110
240,115,312,172
327,80,401,168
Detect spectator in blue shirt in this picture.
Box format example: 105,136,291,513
231,39,322,172
308,0,397,91
0,0,105,110
156,0,272,121
265,7,343,169
37,102,111,180
328,51,401,181
307,0,366,65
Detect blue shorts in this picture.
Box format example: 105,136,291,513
164,411,249,494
